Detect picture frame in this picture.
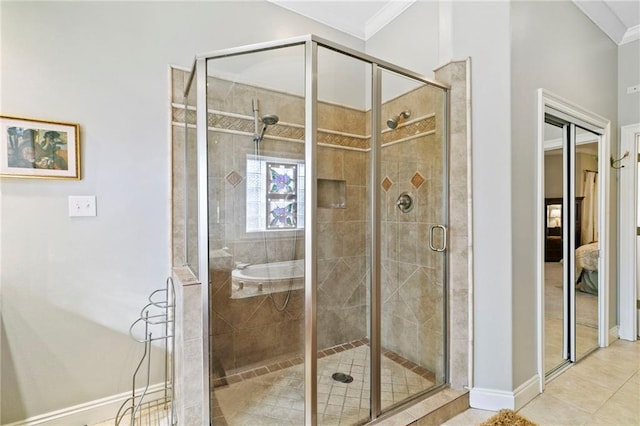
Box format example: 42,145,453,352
0,115,80,179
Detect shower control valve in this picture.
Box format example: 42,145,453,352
396,192,414,213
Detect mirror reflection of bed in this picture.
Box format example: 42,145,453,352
576,242,599,295
544,259,599,373
540,120,600,379
543,138,600,375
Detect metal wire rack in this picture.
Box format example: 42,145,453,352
116,277,176,426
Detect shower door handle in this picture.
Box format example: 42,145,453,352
429,225,447,252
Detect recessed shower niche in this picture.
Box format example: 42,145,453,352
317,179,346,209
171,35,473,425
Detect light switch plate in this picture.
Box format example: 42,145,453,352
68,195,97,217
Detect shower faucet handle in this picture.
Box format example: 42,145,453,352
396,192,414,213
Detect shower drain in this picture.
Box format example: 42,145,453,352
331,372,354,383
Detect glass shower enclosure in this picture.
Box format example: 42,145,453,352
183,35,449,425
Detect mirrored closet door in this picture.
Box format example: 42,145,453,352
543,120,567,375
543,111,601,378
573,127,600,361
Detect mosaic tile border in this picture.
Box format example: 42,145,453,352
382,348,436,382
211,394,227,426
172,105,437,151
381,116,436,145
211,338,435,388
172,106,368,150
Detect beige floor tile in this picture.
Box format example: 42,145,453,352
544,368,614,413
586,393,640,426
587,343,640,371
570,355,636,392
516,339,640,426
519,393,592,425
611,379,640,404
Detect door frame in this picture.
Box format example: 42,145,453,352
536,89,611,391
618,123,640,341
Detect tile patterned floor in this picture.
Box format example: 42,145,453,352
545,262,600,373
444,338,640,426
213,344,436,425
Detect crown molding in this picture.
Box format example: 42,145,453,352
268,0,415,41
364,1,415,40
573,0,630,45
621,24,640,45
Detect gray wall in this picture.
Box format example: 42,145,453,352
510,0,618,388
446,0,620,397
365,1,440,77
618,40,640,127
0,1,363,422
449,0,514,392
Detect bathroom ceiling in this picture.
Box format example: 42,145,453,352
573,0,639,45
268,0,415,40
268,0,639,45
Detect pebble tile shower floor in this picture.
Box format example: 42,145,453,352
212,344,436,425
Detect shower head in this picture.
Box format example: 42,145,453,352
387,110,411,129
254,114,280,143
261,114,279,126
251,99,280,145
386,118,399,130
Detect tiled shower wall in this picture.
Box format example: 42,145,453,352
172,68,372,374
435,59,471,389
379,85,445,381
171,67,450,380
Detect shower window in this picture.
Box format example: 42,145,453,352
246,155,305,232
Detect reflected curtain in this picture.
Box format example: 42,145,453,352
581,171,598,244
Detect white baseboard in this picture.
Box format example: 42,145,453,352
608,325,619,345
470,375,540,411
469,387,513,411
513,375,540,410
4,383,166,426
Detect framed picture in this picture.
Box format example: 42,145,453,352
0,115,80,179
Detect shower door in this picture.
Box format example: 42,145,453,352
205,43,308,425
377,68,448,412
312,48,448,422
314,45,373,425
192,36,449,425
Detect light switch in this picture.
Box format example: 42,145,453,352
68,195,97,217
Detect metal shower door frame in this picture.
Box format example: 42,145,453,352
192,34,450,425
